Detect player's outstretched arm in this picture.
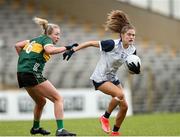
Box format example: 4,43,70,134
73,41,99,52
44,43,78,55
63,41,99,61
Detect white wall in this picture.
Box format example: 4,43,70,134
0,88,133,120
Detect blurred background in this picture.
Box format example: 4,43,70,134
0,0,180,115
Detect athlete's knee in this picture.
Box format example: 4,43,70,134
54,94,63,104
121,101,128,112
36,98,46,108
114,94,128,111
114,93,124,102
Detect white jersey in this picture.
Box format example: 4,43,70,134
90,39,136,82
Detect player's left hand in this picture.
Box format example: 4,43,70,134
65,43,78,50
127,62,140,74
63,49,75,61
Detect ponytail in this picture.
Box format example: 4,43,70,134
33,17,59,35
105,10,131,33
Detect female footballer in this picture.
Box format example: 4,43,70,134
15,17,76,136
63,10,140,136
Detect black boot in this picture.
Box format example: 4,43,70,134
56,129,76,136
30,127,51,135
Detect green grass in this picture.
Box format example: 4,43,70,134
0,113,180,136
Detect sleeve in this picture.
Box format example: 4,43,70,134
43,37,53,47
100,39,115,52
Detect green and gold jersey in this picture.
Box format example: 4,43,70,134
17,35,53,73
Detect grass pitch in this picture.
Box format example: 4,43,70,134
0,113,180,136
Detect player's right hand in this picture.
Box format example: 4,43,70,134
63,49,75,61
65,43,78,50
127,62,140,74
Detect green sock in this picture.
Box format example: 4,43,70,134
33,120,40,129
56,119,64,129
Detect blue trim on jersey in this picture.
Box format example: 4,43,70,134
100,39,115,52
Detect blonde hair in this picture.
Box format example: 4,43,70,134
105,10,132,33
33,17,59,35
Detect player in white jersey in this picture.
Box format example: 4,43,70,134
90,38,136,83
63,10,140,136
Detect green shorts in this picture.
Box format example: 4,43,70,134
17,72,47,88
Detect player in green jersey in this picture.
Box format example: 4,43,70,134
15,17,76,136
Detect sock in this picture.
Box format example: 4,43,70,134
33,120,40,129
56,119,64,130
112,125,120,132
103,111,111,119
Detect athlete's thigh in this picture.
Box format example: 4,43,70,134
32,80,61,102
25,87,46,104
97,81,123,97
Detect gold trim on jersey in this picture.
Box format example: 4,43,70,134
23,43,43,53
23,42,51,62
43,53,51,62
